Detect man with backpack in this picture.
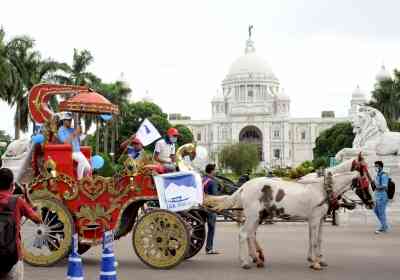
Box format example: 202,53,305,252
0,168,42,279
373,161,390,234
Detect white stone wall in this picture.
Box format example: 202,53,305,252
172,117,349,167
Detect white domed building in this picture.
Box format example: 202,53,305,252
171,33,382,168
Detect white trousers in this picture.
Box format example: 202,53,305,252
0,261,24,280
72,151,91,180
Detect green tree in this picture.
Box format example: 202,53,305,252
0,130,12,156
174,124,194,147
53,49,100,86
94,80,132,154
119,101,169,141
0,130,11,143
95,80,131,107
0,29,64,138
53,48,102,136
313,122,355,165
369,70,400,123
219,143,259,175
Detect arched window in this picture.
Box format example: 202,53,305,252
239,126,263,161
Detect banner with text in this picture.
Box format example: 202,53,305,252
154,171,203,212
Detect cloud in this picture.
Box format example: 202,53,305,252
1,0,400,135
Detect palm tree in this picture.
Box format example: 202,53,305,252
0,29,66,139
96,80,132,106
369,70,400,125
53,49,100,86
53,48,101,136
4,34,64,139
0,29,21,108
94,80,132,156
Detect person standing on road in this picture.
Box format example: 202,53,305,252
373,160,390,234
0,168,42,280
203,163,220,255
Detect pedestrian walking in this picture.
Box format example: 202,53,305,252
0,168,42,280
373,161,390,234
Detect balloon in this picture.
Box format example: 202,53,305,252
32,134,45,144
100,114,112,121
91,155,105,170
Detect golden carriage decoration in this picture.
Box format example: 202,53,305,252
22,84,206,269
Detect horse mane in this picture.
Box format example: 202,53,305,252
325,158,355,174
296,158,356,184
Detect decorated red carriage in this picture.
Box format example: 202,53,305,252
18,84,207,269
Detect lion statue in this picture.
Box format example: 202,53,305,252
336,106,400,161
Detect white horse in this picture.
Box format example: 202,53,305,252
1,138,34,185
205,159,366,270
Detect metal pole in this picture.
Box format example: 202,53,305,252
96,118,100,154
111,118,116,163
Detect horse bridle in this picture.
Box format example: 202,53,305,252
316,173,357,208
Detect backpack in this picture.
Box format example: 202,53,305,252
377,173,396,200
0,196,18,273
387,178,396,200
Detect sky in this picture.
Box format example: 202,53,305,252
1,0,400,137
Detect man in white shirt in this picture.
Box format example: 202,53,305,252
154,127,179,172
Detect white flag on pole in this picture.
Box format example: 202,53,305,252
135,118,162,146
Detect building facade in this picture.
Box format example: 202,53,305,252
171,35,380,168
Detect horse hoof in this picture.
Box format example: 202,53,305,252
256,262,265,268
242,264,251,270
320,261,328,267
309,264,322,271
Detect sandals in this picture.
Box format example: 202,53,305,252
206,250,220,255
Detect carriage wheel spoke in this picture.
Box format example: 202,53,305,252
46,237,60,250
43,209,50,225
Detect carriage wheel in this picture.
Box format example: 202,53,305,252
21,198,74,266
180,210,206,259
132,209,190,269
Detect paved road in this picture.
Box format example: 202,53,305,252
26,223,400,280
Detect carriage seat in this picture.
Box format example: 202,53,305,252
43,144,92,179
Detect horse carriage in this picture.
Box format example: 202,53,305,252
2,84,213,269
2,83,371,272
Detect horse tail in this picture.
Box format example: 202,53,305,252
204,188,243,211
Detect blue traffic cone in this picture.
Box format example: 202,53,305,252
99,247,117,280
66,250,84,280
67,233,84,280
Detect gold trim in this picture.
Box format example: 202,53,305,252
78,176,108,201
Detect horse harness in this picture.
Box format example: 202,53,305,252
316,172,340,211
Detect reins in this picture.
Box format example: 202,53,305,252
315,175,353,208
